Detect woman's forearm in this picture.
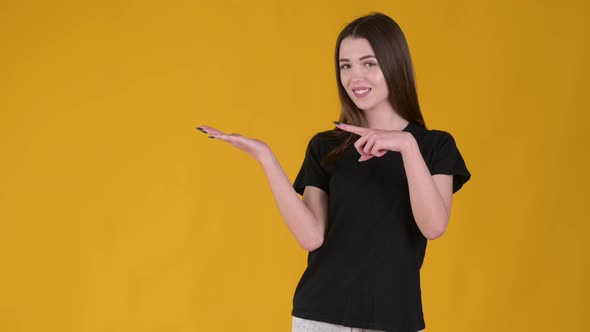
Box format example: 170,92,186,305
257,150,324,251
401,136,449,239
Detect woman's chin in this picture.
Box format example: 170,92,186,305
354,103,374,112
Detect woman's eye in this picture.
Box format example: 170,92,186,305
340,64,350,70
364,62,377,67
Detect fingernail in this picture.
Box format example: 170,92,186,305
208,136,215,139
196,127,206,132
333,121,341,125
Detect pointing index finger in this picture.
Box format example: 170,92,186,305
333,121,367,136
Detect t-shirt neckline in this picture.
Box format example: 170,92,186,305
402,121,413,132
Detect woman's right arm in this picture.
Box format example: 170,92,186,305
258,151,328,252
196,125,328,252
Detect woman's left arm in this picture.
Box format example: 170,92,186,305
332,122,455,240
401,134,453,240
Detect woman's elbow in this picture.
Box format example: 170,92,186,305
424,222,448,240
301,235,324,252
425,229,445,240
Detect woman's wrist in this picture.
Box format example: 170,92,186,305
256,146,275,166
400,132,419,156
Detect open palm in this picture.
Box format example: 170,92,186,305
197,125,270,161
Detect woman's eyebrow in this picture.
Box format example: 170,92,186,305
338,55,376,62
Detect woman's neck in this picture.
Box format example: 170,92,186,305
362,104,408,131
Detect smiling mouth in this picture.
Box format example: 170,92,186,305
352,88,371,98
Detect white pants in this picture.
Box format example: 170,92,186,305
292,316,425,332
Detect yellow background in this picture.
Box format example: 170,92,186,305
0,0,587,331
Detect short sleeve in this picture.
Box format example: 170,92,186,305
293,135,330,196
428,131,471,193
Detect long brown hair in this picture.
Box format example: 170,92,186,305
322,12,426,165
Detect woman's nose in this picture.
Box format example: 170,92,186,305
350,65,365,81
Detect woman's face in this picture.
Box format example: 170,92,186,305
338,37,389,112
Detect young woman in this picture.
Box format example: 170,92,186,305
197,12,471,332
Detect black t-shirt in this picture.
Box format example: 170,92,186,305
291,121,471,332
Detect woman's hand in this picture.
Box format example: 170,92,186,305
196,125,271,162
333,122,415,162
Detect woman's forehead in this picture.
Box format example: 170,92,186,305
339,37,375,59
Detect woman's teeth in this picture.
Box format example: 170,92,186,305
353,88,371,97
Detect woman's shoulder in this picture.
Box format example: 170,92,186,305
414,128,466,163
309,129,349,144
411,124,455,143
426,128,454,141
301,129,349,157
314,128,344,137
405,124,462,156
